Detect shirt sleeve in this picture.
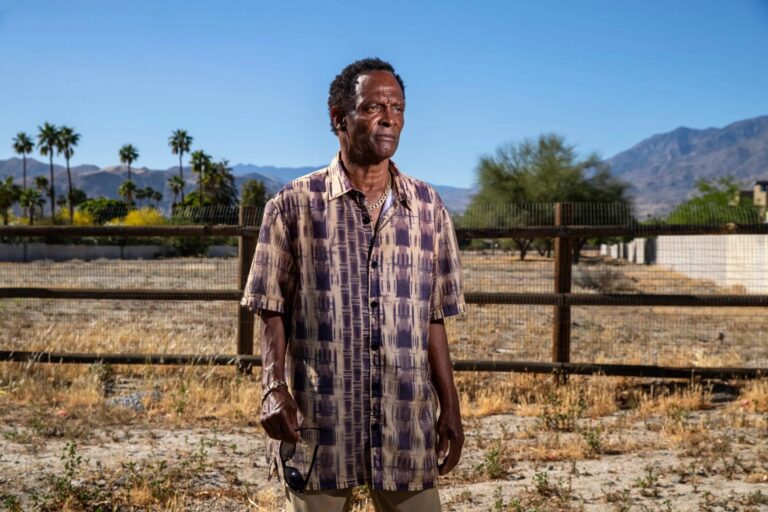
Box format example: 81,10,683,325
240,197,297,314
430,203,466,320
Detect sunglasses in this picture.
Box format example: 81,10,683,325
280,428,321,492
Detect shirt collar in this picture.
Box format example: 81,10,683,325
327,153,411,209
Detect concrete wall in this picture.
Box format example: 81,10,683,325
0,243,237,262
600,236,768,293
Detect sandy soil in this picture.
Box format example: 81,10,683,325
2,395,767,511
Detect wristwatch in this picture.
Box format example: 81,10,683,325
261,379,289,405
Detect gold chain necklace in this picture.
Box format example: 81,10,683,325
366,174,392,212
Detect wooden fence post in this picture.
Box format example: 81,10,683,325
237,206,257,374
553,202,573,382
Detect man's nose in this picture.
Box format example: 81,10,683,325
379,106,397,127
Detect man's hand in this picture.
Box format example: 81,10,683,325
436,403,464,475
428,318,464,476
257,311,299,443
261,387,300,443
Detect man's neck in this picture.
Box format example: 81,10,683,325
338,149,390,196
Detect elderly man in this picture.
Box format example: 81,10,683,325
241,57,465,512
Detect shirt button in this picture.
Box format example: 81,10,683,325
370,300,378,308
362,216,371,225
371,260,378,269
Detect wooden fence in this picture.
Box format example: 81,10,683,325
1,203,767,379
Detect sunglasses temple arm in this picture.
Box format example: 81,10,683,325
302,443,320,489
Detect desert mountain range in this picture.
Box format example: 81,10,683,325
2,115,766,216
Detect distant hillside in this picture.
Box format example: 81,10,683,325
0,158,475,213
608,115,768,216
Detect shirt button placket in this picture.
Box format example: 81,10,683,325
367,221,383,479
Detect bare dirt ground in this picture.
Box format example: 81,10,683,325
2,378,768,511
2,252,768,510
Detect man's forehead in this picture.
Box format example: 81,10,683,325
354,71,403,99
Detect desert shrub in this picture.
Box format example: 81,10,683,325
573,264,637,293
122,207,167,226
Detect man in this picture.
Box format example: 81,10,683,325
241,57,465,512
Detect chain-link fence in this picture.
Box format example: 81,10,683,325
1,203,767,374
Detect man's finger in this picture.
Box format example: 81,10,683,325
436,430,449,460
439,441,462,475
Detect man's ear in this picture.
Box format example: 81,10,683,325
330,107,346,132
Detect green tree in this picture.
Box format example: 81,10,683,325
19,188,45,225
37,122,59,220
189,150,212,200
57,126,80,224
184,156,238,208
135,186,162,208
78,197,128,224
241,179,268,209
167,175,185,207
0,176,22,225
169,129,193,203
205,159,238,207
467,134,631,260
119,144,139,182
34,176,50,196
12,132,34,189
667,176,760,225
57,188,87,213
118,179,137,207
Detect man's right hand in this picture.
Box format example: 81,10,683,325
261,387,300,442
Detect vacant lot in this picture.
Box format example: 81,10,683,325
1,252,767,510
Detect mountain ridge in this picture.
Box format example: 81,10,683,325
608,115,768,216
2,114,767,216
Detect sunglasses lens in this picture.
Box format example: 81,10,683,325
285,467,304,491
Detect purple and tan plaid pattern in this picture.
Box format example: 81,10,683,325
241,155,465,492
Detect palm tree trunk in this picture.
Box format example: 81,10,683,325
48,152,55,220
66,157,74,225
179,153,185,203
22,154,28,219
128,162,132,182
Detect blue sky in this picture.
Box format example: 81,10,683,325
1,0,766,187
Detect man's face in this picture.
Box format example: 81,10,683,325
342,71,405,163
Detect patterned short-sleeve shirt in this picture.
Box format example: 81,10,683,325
241,155,465,492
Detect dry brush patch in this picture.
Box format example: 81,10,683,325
2,254,768,509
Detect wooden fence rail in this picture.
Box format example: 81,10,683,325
1,203,767,379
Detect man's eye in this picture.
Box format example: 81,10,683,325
366,105,380,113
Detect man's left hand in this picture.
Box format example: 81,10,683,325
436,404,464,475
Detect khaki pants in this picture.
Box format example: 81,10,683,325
284,486,441,512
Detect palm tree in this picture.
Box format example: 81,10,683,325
205,159,238,207
118,179,137,207
12,132,34,189
37,122,59,220
19,188,44,225
57,126,80,224
33,175,50,208
169,129,193,203
167,175,184,208
34,176,49,195
189,150,212,202
119,144,139,182
0,176,22,225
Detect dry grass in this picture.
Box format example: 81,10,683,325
2,252,768,509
